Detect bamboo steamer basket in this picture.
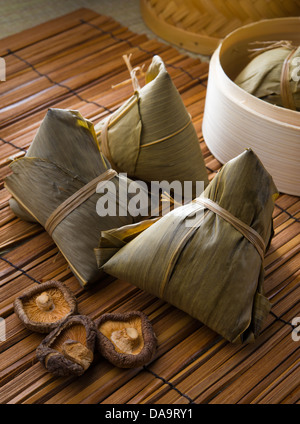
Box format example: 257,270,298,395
202,17,300,196
140,0,300,55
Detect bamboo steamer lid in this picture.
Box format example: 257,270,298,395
202,17,300,196
140,0,300,55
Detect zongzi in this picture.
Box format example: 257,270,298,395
94,55,209,198
5,108,148,287
100,149,278,344
235,42,300,111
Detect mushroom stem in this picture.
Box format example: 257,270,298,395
111,327,140,354
125,327,139,340
62,340,94,371
36,292,54,311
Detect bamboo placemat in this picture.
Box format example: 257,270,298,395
0,8,299,405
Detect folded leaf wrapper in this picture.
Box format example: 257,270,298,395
94,55,209,197
102,149,278,343
5,109,146,287
235,45,300,111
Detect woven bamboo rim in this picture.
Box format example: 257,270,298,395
202,17,300,196
140,0,300,55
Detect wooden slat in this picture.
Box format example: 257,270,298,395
0,8,299,405
0,8,99,56
143,304,299,404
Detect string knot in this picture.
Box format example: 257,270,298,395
112,54,145,92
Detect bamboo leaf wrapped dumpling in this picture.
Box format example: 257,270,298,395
5,109,147,287
94,55,209,197
8,108,109,222
101,149,278,343
234,43,300,111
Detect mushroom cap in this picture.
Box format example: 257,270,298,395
14,280,77,333
36,315,96,377
95,311,157,368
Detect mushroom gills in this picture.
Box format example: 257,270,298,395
22,288,71,323
14,280,77,334
36,316,96,377
95,311,157,368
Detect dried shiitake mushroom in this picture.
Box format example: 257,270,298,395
95,311,157,368
14,280,77,333
36,315,96,377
